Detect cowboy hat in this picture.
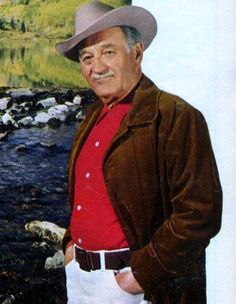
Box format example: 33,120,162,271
56,0,157,62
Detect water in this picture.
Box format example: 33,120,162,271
0,124,79,303
0,39,87,88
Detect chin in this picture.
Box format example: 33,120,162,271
93,86,116,98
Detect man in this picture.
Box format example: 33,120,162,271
56,1,222,303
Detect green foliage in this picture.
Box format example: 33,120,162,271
0,0,132,39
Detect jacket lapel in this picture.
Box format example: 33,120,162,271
103,75,162,166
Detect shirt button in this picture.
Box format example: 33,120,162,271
85,172,90,178
95,141,100,147
77,205,82,211
78,238,82,244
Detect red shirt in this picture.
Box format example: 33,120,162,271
70,102,131,250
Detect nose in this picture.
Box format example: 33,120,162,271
92,57,108,74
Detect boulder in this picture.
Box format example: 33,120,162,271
7,88,34,98
18,101,34,113
40,141,57,148
1,112,15,126
15,144,27,152
65,101,78,112
25,220,66,244
1,295,15,304
18,116,34,127
48,117,61,129
73,95,82,105
36,97,58,109
0,97,11,110
0,131,8,140
9,106,22,115
44,250,64,270
48,104,69,122
34,112,51,124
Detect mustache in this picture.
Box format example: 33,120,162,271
92,72,114,80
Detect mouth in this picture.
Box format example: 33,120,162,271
92,72,114,82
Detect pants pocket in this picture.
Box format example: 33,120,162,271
108,270,144,302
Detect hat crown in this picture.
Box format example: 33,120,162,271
75,1,114,35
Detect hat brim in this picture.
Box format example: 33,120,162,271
56,6,157,62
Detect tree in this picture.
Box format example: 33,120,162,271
10,17,17,30
21,20,26,33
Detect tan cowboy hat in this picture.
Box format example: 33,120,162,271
56,0,157,62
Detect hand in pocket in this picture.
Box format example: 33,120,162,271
115,271,144,295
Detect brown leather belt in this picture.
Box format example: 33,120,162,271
74,246,131,272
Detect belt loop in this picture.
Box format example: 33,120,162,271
100,251,106,271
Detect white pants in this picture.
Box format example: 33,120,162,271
65,258,151,304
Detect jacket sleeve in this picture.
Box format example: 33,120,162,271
131,101,222,293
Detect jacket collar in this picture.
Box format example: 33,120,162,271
124,74,161,127
122,74,161,127
95,74,161,127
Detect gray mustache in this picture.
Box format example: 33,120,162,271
92,72,114,80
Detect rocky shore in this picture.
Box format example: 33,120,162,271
0,87,97,140
0,87,97,304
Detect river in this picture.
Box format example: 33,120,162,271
0,123,80,303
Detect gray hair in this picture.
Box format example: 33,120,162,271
120,26,142,50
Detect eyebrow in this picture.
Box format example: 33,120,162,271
79,43,116,57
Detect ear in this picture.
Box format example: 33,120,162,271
134,42,144,62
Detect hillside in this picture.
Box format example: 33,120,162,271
0,0,131,39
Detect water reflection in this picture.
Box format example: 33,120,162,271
0,39,87,88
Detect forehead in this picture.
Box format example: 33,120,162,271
81,27,126,50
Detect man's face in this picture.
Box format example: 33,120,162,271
79,27,143,104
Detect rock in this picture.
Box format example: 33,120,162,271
32,241,50,249
17,116,34,127
0,97,11,110
40,141,57,148
25,221,66,244
36,97,57,109
18,101,34,113
1,295,15,304
44,250,64,270
48,117,61,129
65,113,76,125
34,112,51,124
65,101,78,112
48,104,69,122
7,88,34,98
15,144,27,152
73,95,82,105
8,106,22,115
1,113,16,126
0,131,8,140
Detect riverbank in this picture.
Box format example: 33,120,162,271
0,87,96,304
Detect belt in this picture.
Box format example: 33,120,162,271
74,246,131,272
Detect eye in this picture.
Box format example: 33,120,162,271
104,50,115,56
80,54,93,64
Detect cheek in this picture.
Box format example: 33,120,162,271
80,66,90,79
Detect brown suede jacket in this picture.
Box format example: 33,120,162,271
63,75,222,303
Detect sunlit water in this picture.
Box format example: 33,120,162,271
0,39,86,88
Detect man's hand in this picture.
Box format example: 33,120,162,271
115,271,144,294
64,243,74,266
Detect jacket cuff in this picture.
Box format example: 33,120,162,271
130,243,177,294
